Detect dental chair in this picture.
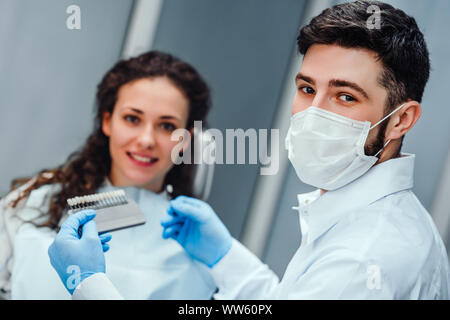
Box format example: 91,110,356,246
191,128,216,201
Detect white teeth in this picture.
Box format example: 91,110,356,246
130,153,152,163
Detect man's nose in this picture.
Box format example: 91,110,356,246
311,93,330,109
137,125,156,148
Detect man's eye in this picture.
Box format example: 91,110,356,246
339,94,356,102
124,115,140,124
300,86,315,94
161,123,176,132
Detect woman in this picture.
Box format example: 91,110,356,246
0,51,216,299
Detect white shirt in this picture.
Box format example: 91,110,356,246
73,154,450,299
209,154,450,299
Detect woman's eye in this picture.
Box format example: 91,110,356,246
124,115,140,124
161,123,176,132
338,94,356,102
300,86,315,94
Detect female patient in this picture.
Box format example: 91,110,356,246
0,51,216,299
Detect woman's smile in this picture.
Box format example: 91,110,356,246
126,151,159,167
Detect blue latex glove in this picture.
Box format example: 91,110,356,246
48,210,112,295
161,196,232,268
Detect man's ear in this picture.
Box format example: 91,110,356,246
385,101,421,141
102,112,112,137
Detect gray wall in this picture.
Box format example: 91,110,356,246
0,0,133,196
384,0,450,212
263,0,450,277
152,0,306,238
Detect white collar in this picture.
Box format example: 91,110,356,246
295,153,415,243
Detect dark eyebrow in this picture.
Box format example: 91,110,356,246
124,107,181,122
329,79,369,99
296,73,315,85
125,107,143,114
160,115,180,121
296,73,369,100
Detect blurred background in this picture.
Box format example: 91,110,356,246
0,0,449,277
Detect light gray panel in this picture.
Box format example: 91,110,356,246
152,0,306,238
0,0,133,196
394,0,450,210
263,166,315,277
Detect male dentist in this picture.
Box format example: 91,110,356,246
49,0,450,299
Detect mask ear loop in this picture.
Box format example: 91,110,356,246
369,103,407,158
369,103,406,130
374,140,391,157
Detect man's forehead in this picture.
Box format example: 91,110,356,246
299,44,385,92
297,45,385,95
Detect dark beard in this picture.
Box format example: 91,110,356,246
364,120,388,157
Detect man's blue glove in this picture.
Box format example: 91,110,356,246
160,196,232,268
48,210,112,295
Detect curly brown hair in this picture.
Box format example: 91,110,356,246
8,51,211,230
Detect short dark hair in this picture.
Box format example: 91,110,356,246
297,0,430,114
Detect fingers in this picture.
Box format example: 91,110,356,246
99,233,112,252
173,195,204,208
169,196,210,221
58,210,112,253
161,210,185,240
99,233,112,244
161,211,185,227
102,243,110,252
81,220,99,239
60,210,96,238
162,223,182,239
167,206,178,218
64,210,96,229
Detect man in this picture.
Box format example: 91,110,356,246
49,0,450,299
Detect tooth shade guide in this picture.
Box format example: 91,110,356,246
65,189,146,233
67,189,129,213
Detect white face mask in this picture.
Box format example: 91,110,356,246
285,103,406,190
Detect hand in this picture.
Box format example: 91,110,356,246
48,210,112,294
161,196,232,268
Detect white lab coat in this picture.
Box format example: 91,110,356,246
74,154,450,299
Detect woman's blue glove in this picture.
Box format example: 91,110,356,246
48,210,112,295
161,196,232,268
